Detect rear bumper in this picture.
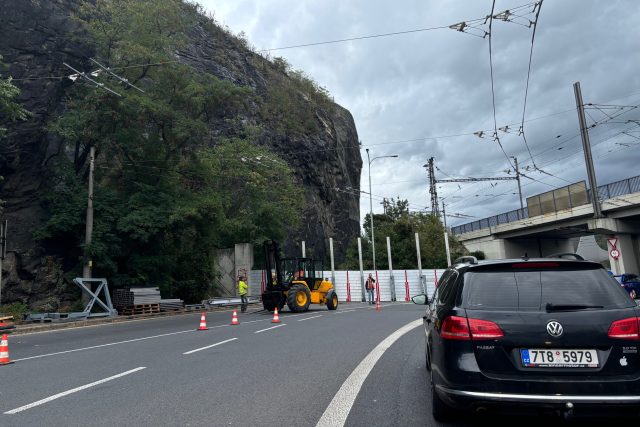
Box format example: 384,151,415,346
437,385,640,404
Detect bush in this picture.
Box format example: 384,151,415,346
1,302,29,320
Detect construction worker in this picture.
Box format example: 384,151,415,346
366,273,376,305
238,276,248,313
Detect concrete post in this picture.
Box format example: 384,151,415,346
358,237,365,302
415,232,425,293
444,232,452,266
387,236,395,301
329,238,336,288
235,243,254,296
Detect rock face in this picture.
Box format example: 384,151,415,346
0,0,361,308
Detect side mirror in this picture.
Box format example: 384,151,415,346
411,294,429,305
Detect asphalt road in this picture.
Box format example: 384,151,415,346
0,303,636,426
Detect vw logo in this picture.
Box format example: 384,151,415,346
547,321,563,337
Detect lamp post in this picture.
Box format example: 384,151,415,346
365,149,398,272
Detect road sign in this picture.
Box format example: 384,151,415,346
607,238,618,249
610,249,620,260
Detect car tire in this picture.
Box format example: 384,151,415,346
431,371,454,421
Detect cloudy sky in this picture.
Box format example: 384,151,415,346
199,0,640,228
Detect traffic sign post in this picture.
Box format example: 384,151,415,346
607,237,620,260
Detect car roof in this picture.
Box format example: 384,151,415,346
452,257,603,271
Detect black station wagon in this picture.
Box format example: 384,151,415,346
413,254,640,420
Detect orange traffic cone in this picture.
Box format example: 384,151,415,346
0,334,13,365
197,312,208,331
271,307,281,323
231,310,239,325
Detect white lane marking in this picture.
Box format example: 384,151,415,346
298,315,323,322
4,367,147,414
254,324,286,334
334,309,356,314
183,338,237,355
315,319,422,427
14,316,274,362
13,330,194,362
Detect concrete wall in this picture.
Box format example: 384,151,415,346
214,243,255,297
214,248,236,296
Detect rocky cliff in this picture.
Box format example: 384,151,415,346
0,0,361,308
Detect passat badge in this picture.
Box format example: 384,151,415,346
546,321,563,337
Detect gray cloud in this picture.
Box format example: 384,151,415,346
202,0,640,226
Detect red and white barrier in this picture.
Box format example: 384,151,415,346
346,271,351,302
404,270,410,301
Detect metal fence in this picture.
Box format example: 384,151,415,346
247,269,447,302
451,174,640,235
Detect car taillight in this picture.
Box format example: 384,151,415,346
441,316,503,340
468,318,504,339
608,317,640,340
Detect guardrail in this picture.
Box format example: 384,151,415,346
451,174,640,235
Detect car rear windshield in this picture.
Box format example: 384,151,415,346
463,267,634,311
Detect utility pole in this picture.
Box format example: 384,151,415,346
428,158,523,212
82,146,95,279
573,81,603,218
424,157,440,217
513,156,524,210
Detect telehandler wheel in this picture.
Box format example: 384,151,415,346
326,291,338,310
287,284,311,312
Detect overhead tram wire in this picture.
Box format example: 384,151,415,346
487,0,516,172
257,25,452,53
10,60,182,82
519,0,544,170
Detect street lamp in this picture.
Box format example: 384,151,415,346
365,148,398,272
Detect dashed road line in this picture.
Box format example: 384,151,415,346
254,324,286,334
298,315,323,322
4,367,147,414
183,338,238,355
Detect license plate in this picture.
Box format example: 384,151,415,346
520,349,599,368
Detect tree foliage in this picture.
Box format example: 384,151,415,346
340,198,468,270
39,0,304,301
0,55,30,139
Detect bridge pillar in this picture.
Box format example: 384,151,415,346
588,218,640,275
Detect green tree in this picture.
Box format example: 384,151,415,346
0,79,27,140
0,57,29,140
341,199,468,270
38,0,304,302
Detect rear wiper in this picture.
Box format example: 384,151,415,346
545,303,604,311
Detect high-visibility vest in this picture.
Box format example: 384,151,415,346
238,280,248,296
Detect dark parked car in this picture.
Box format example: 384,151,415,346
413,255,640,420
614,274,640,299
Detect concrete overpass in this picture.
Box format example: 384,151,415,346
452,175,640,275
